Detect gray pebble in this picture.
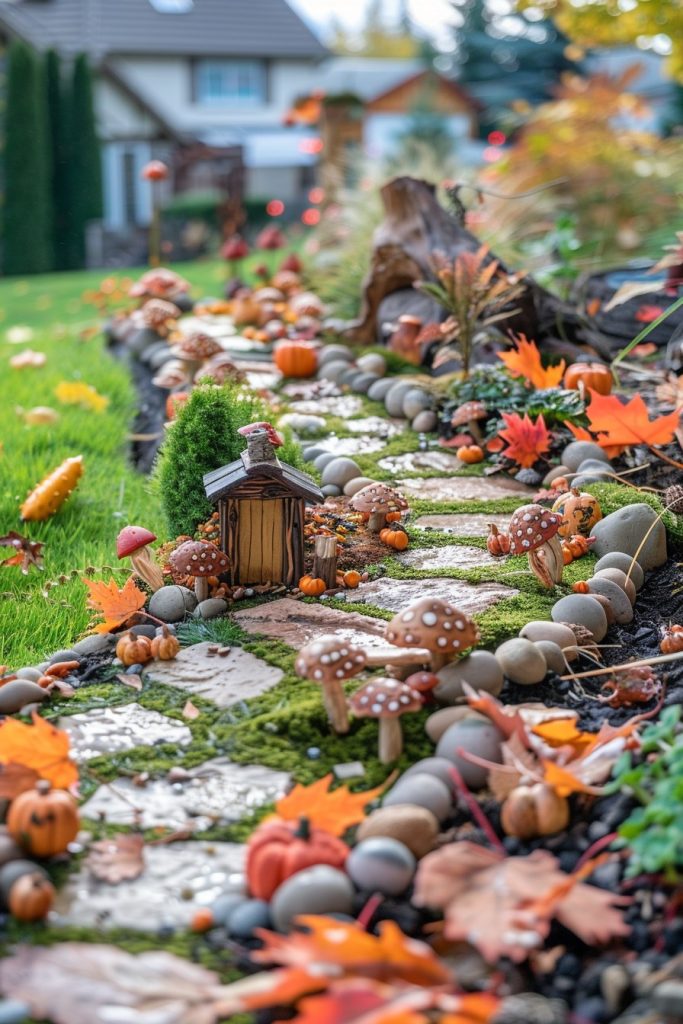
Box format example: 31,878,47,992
14,667,43,682
594,552,644,590
346,837,416,895
130,624,157,639
0,1000,32,1024
313,451,337,472
351,372,380,394
591,503,666,572
367,377,395,403
72,634,117,657
322,484,342,497
321,457,361,489
149,585,197,622
0,680,48,714
155,624,176,636
551,594,608,642
125,664,144,675
227,898,272,939
561,440,610,472
652,981,683,1017
412,410,438,432
47,649,80,666
193,598,228,620
343,476,376,497
211,893,245,927
303,446,327,463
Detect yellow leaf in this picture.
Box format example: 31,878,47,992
55,381,110,413
83,576,147,633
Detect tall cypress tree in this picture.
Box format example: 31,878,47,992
44,49,70,270
2,40,53,275
65,53,103,269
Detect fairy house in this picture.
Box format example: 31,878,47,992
203,426,323,586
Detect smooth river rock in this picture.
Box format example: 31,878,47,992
590,503,666,572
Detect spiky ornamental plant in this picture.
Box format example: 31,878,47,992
156,382,304,537
44,49,71,270
64,54,103,270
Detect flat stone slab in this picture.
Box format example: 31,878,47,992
349,577,518,615
289,396,363,417
245,369,281,390
378,451,465,474
413,513,511,536
345,416,405,438
397,545,498,571
322,435,386,456
143,642,283,707
80,758,290,831
59,704,192,762
54,841,245,931
398,476,533,501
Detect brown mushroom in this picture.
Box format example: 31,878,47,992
171,331,223,376
385,598,479,672
348,678,422,763
195,352,246,386
152,359,190,390
450,400,488,444
129,268,189,300
116,525,164,592
168,539,229,603
136,298,182,336
294,636,367,734
349,483,409,533
508,504,563,589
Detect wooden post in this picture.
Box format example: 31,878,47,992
313,535,337,590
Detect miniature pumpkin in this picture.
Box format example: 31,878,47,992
115,631,154,667
246,817,349,901
298,575,327,596
500,783,569,840
561,533,594,564
551,476,570,493
572,581,590,594
342,570,362,589
552,488,602,537
486,523,511,556
231,295,262,326
456,444,484,464
661,625,683,654
564,362,613,395
8,871,55,921
7,780,79,858
385,511,402,523
274,341,318,379
20,455,84,521
379,526,409,550
190,907,215,932
150,626,180,661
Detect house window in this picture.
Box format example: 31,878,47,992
148,0,194,11
195,60,266,106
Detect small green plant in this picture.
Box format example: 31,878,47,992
156,381,304,537
611,706,683,879
449,366,586,427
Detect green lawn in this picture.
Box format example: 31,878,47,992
0,259,235,667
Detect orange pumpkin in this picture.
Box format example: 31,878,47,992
246,817,349,901
274,341,318,378
486,523,511,556
385,511,402,523
552,488,602,538
456,444,484,464
115,631,154,667
7,780,79,858
342,570,362,589
298,574,326,596
8,871,55,921
379,525,409,550
561,533,594,564
661,625,683,654
150,626,180,661
572,581,590,594
563,362,613,396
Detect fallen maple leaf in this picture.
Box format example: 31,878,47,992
566,420,624,459
0,761,40,799
0,713,78,792
86,832,145,883
498,334,566,389
116,672,142,691
55,380,110,413
498,412,552,468
583,390,681,450
275,775,390,837
0,531,45,574
83,575,147,633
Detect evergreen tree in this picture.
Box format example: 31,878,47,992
44,49,71,269
2,40,53,275
64,53,103,269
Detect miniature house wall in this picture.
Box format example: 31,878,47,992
203,429,323,586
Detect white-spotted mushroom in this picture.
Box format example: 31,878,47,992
348,677,422,764
136,298,182,337
385,597,480,672
169,539,229,603
508,504,564,588
294,635,367,734
349,482,409,533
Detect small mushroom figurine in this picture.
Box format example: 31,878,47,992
385,597,479,672
349,483,408,533
450,400,488,444
506,504,564,588
171,332,223,376
169,539,229,603
349,678,422,764
116,525,165,592
294,636,367,734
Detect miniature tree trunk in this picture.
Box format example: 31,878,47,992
322,681,349,734
313,535,337,590
378,717,403,764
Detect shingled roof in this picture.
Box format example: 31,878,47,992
0,0,328,59
204,456,323,505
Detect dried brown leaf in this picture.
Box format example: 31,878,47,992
183,699,200,720
116,672,142,691
86,832,145,883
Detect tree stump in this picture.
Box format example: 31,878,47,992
313,535,338,590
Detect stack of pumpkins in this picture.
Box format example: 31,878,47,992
0,780,79,922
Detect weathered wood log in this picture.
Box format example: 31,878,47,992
313,534,337,590
342,176,582,350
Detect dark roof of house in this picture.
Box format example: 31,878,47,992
0,0,328,59
204,458,323,504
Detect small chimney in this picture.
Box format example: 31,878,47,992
245,427,277,466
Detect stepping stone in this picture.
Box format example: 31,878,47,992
322,435,386,456
245,369,281,390
59,704,192,762
396,545,498,571
413,513,511,536
345,416,405,438
348,577,518,615
143,642,283,707
54,841,245,931
289,396,363,417
378,451,464,474
398,476,533,501
80,758,290,831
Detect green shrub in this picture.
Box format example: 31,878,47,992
156,382,304,536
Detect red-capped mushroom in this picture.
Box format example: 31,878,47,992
129,268,189,300
450,401,488,444
221,235,250,278
116,526,164,592
404,671,440,704
142,160,168,182
348,678,422,763
169,540,229,603
238,421,284,448
385,598,480,672
507,504,563,589
349,483,408,533
294,635,367,734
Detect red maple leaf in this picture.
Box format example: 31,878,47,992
584,391,681,449
498,412,551,467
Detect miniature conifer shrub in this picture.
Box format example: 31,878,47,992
156,382,303,537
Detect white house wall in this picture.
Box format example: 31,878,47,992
96,76,161,140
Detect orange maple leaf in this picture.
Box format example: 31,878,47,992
498,334,566,388
584,390,681,450
532,719,596,755
566,420,624,459
275,774,391,837
541,759,603,797
498,411,552,468
83,575,147,633
0,713,78,792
